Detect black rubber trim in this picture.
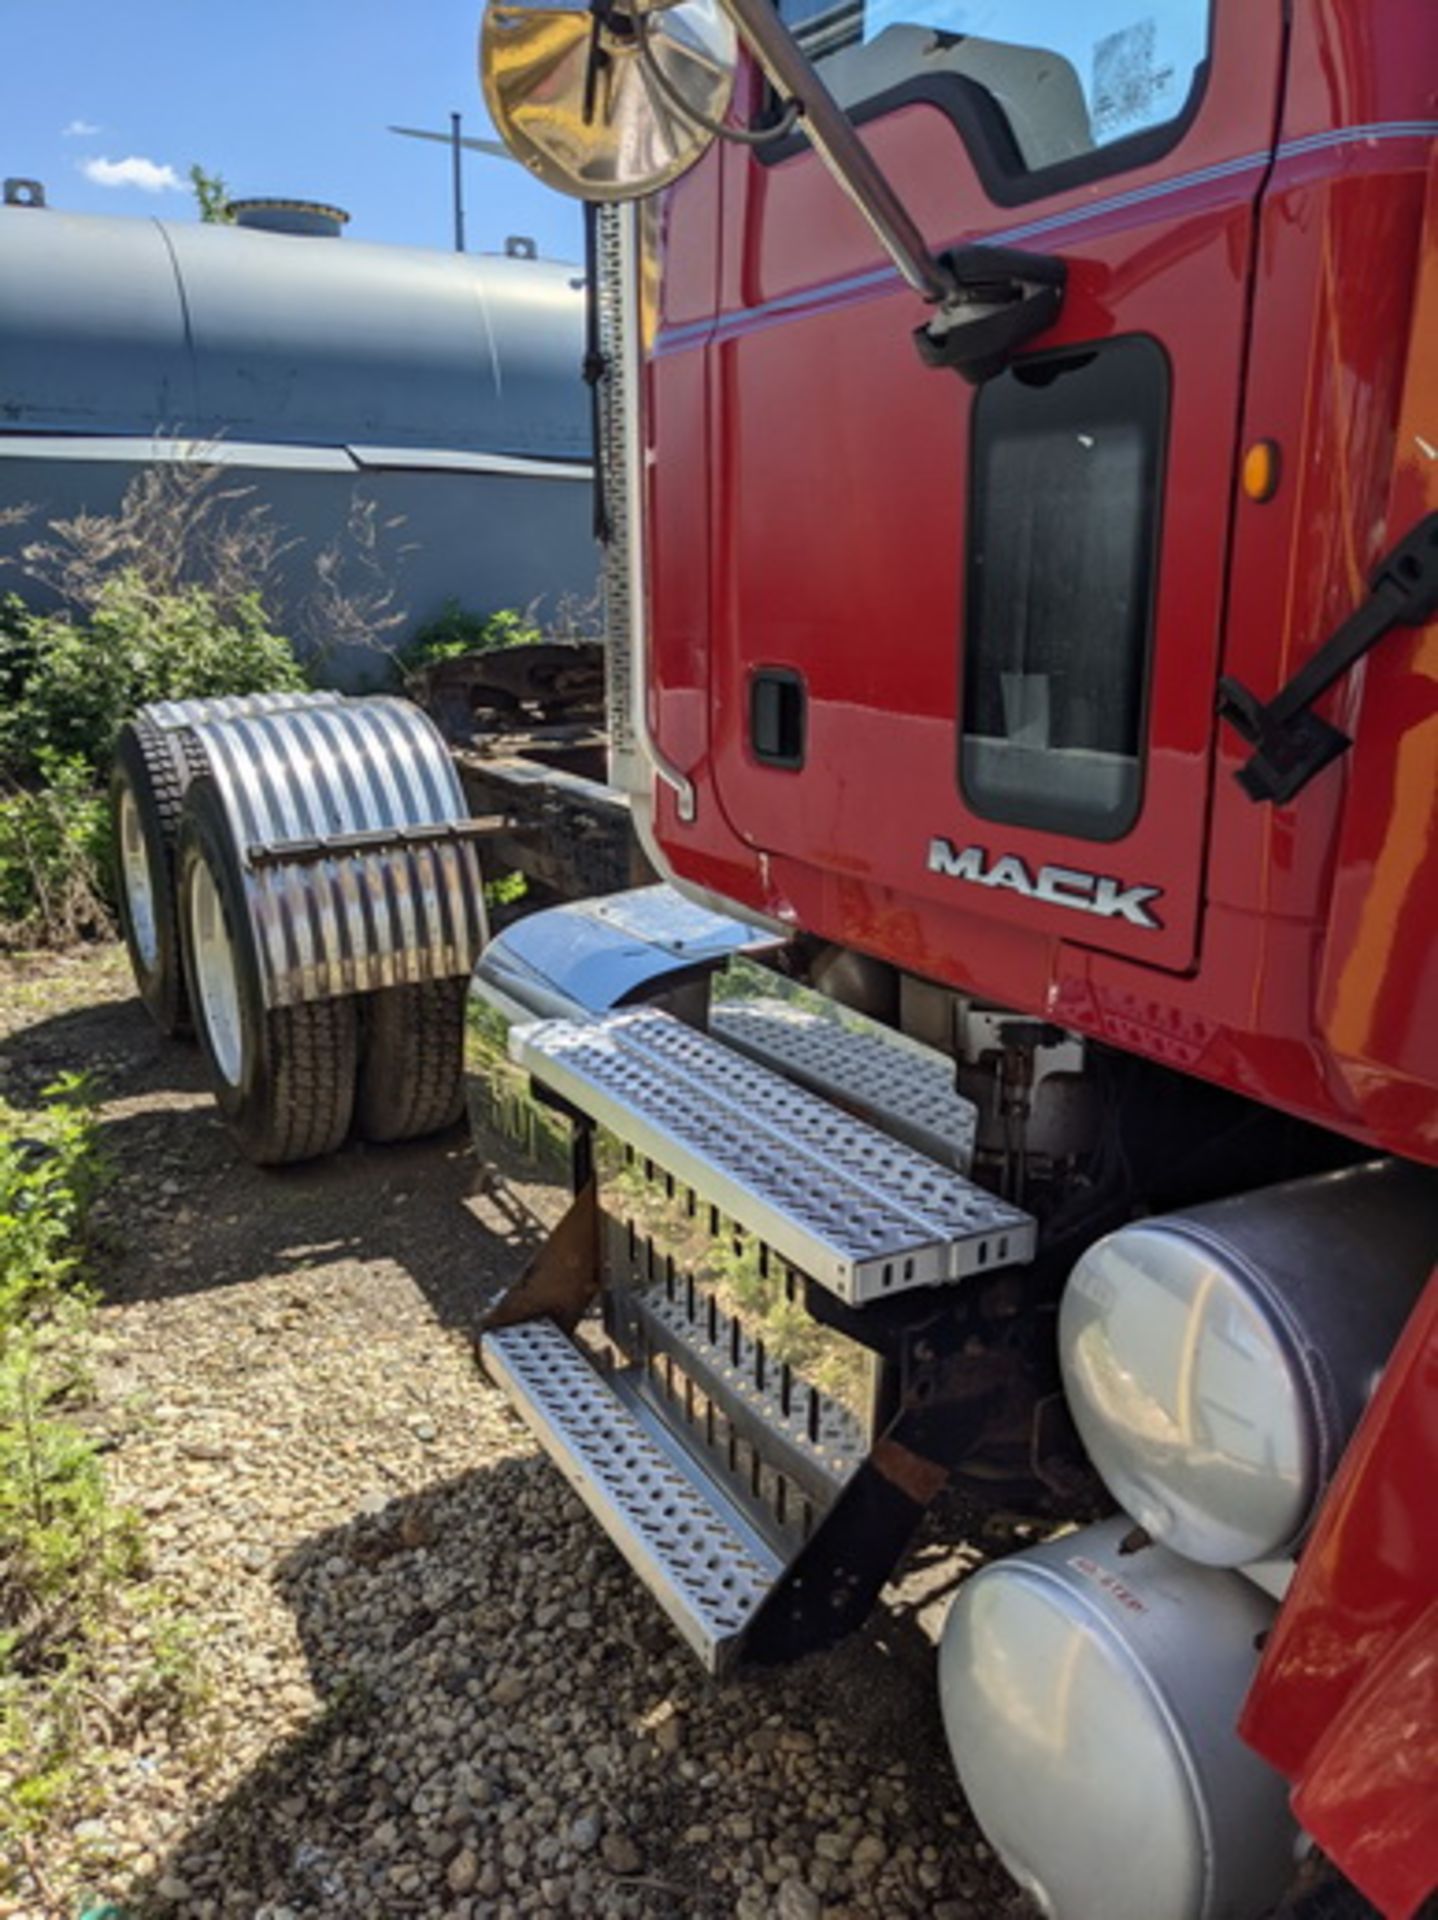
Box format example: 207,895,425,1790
755,59,1212,211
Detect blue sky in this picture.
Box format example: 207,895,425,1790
5,0,584,261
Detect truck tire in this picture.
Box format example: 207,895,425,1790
177,776,358,1165
356,978,468,1143
111,718,194,1037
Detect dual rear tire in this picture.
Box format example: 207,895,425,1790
111,719,196,1037
177,776,360,1164
176,776,465,1164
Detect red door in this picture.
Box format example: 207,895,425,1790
688,1,1285,975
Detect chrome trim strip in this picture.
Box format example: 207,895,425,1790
0,434,360,471
600,202,697,822
652,121,1438,360
347,444,592,479
0,433,591,480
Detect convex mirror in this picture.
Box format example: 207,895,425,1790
481,0,738,201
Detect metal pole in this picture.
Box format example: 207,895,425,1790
451,110,466,253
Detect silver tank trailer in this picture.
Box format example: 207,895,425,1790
0,196,595,686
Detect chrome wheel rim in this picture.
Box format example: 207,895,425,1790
119,787,159,970
188,859,243,1086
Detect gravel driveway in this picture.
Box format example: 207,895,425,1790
1,947,1030,1920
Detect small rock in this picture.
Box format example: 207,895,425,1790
776,1878,821,1920
156,1874,191,1903
651,1704,684,1756
569,1811,602,1855
448,1847,480,1895
400,1507,435,1550
851,1835,888,1873
601,1831,642,1875
490,1672,527,1706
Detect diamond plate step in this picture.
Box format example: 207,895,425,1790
511,1008,1035,1305
482,1318,782,1673
711,998,978,1172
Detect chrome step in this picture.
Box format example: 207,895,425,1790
482,1317,783,1673
711,996,978,1172
511,1008,1034,1305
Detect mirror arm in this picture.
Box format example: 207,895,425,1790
719,0,951,302
714,0,1065,378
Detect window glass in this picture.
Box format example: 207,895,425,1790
960,338,1167,840
774,0,1211,175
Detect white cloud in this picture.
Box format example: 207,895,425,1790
62,118,101,137
81,154,183,193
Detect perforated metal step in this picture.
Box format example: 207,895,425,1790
482,1318,782,1673
511,1008,1034,1305
711,998,979,1172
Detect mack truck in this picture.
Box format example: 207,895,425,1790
105,3,1437,1916
462,3,1438,1916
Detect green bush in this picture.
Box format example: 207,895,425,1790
0,1075,106,1333
397,600,542,675
0,570,307,784
0,1082,212,1872
0,1077,126,1655
0,756,113,950
0,569,307,944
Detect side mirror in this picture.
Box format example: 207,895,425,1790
480,0,738,201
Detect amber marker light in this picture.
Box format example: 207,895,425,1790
1242,439,1280,502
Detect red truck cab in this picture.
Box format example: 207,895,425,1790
644,0,1438,1164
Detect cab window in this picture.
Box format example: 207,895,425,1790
771,0,1212,192
959,338,1168,841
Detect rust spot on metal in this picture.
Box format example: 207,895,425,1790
869,1435,948,1505
480,1179,600,1348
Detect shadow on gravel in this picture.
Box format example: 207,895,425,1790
124,1451,1022,1920
92,1102,518,1339
0,992,204,1106
0,983,538,1340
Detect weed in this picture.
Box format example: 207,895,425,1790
398,599,544,674
483,869,529,910
0,1080,210,1880
0,755,114,949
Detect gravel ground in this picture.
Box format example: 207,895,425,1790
0,945,1032,1920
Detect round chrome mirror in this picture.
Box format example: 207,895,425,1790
481,0,738,202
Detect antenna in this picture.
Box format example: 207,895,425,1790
389,117,515,253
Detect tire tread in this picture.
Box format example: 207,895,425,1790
252,996,359,1165
113,719,192,1034
356,978,467,1143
